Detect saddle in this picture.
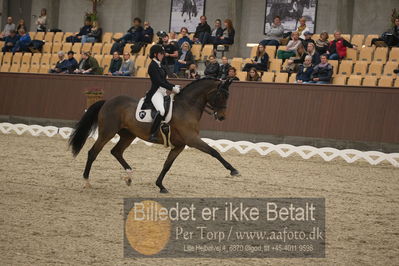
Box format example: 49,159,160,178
135,94,175,123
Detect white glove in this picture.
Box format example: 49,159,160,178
172,85,181,94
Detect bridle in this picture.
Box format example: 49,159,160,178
204,82,230,119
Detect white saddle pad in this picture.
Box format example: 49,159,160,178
135,94,175,123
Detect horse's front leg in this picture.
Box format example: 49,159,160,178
187,137,240,176
155,145,185,193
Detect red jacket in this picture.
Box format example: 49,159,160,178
329,38,352,59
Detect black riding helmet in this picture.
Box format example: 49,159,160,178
149,44,165,59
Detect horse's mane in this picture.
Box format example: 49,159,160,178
180,77,219,92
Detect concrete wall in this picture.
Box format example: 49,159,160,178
352,0,399,34
58,0,91,32
96,0,134,33
145,0,170,33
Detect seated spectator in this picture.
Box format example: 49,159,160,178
35,8,47,32
1,30,19,52
315,31,329,55
224,67,239,81
204,19,223,45
1,17,16,37
246,67,261,81
112,53,135,76
66,18,92,43
161,34,178,75
82,21,102,43
277,31,301,60
296,17,310,39
177,27,193,47
66,51,78,73
296,55,314,83
285,42,320,72
327,31,356,60
174,41,194,75
213,19,235,45
73,52,101,75
309,54,333,84
49,51,70,73
260,16,284,46
371,18,399,47
284,44,306,73
12,28,31,52
218,56,231,79
306,42,320,65
143,21,154,43
16,19,27,33
243,44,269,72
204,55,220,78
185,63,200,79
193,15,211,44
107,52,122,75
113,17,144,44
302,31,315,50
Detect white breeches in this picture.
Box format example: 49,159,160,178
151,87,167,116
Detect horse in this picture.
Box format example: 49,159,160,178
68,78,240,193
181,0,197,21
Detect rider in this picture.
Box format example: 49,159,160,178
145,44,181,142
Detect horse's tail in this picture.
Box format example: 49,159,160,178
69,100,106,157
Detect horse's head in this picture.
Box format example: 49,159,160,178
207,79,233,121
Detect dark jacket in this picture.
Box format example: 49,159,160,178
67,58,78,72
296,64,314,82
311,63,333,82
55,59,71,73
177,50,194,67
211,27,223,37
109,58,122,73
88,28,102,42
143,26,154,43
77,25,92,37
254,53,269,70
222,28,235,44
177,36,193,48
1,34,19,46
194,22,211,38
127,25,144,42
204,62,220,78
218,63,231,79
144,60,175,105
79,56,101,75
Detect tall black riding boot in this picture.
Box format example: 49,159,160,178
148,111,163,142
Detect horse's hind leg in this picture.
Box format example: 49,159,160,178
156,145,185,193
111,129,136,186
83,131,115,188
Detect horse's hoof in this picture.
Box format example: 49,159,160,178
231,170,241,177
83,182,92,189
125,178,132,186
160,188,169,194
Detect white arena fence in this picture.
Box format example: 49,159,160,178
0,122,398,168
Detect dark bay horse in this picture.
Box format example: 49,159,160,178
69,78,240,193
